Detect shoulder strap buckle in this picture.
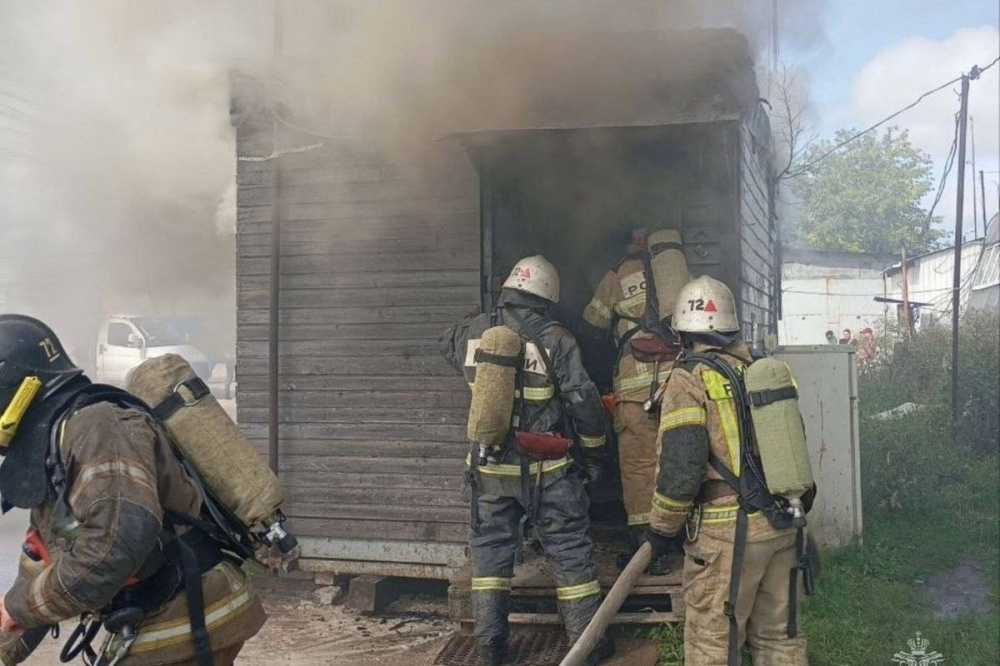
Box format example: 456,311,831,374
152,378,211,421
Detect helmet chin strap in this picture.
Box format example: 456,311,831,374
0,376,43,448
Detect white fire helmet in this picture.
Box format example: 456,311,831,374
672,275,740,334
502,255,560,303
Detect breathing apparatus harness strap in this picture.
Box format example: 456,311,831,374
152,377,211,421
611,251,679,408
47,386,248,666
503,308,565,526
682,351,802,665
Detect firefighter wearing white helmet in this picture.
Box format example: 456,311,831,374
671,275,741,336
441,256,613,666
644,277,812,665
502,255,560,303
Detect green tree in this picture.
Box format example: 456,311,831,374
792,127,945,254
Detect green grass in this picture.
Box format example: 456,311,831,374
649,315,1000,665
804,453,1000,666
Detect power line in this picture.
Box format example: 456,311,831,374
271,110,357,141
789,56,1000,178
924,111,961,228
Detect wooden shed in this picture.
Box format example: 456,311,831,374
233,28,778,584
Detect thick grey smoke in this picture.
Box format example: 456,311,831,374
0,0,825,369
0,1,270,368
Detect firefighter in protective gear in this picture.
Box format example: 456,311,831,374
645,277,809,666
442,257,614,666
582,229,685,572
0,315,266,666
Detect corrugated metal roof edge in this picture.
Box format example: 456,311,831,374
882,238,984,276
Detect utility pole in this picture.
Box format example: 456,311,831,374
772,0,780,74
268,0,284,474
950,73,970,439
901,245,911,339
970,116,978,240
981,170,989,234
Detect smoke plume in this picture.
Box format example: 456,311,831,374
0,0,826,368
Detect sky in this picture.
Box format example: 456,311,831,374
786,0,1000,242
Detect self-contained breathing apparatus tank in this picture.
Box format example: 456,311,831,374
647,229,689,321
127,354,297,554
467,326,522,463
743,357,814,527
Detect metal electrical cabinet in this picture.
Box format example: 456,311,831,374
777,345,863,548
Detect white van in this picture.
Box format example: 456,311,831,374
96,315,213,388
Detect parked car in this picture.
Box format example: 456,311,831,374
96,315,214,388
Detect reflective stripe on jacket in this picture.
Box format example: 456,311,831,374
583,255,660,401
651,343,785,542
3,402,266,663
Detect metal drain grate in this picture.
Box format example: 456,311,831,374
435,629,570,666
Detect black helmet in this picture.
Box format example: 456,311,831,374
0,314,83,415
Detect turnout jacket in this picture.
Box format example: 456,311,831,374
441,291,608,469
650,343,784,543
4,401,266,665
582,252,662,401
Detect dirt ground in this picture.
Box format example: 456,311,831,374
21,597,457,665
925,560,993,619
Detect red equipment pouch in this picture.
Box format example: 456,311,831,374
23,526,51,565
515,431,573,461
600,393,617,416
629,337,682,363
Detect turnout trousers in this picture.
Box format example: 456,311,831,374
469,467,602,651
0,637,244,666
682,526,808,666
615,401,658,531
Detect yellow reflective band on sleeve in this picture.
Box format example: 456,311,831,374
659,407,707,433
653,492,693,513
703,370,741,476
627,513,651,527
466,454,572,477
556,580,601,601
518,385,556,401
579,433,606,449
471,577,512,593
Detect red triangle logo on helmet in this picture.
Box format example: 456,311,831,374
521,268,531,278
705,300,718,312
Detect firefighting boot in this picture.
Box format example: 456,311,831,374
473,589,510,666
561,592,612,665
583,637,616,666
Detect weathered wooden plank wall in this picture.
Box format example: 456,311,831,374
234,103,479,545
738,106,777,338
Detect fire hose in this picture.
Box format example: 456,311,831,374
558,542,653,666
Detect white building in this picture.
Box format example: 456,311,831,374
779,247,896,345
882,240,984,328
968,214,999,312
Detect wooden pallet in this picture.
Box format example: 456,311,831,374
449,535,685,625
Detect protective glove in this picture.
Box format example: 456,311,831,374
643,528,675,560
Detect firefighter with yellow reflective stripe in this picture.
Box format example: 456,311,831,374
0,315,265,666
582,229,689,573
644,278,810,666
442,257,613,666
